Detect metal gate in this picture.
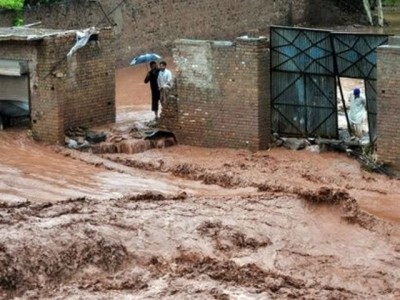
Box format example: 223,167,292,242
331,33,388,140
271,26,388,139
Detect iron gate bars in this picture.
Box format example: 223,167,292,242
332,33,388,140
271,26,337,138
271,26,388,140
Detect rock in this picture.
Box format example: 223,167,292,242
275,139,284,147
282,138,307,151
77,136,85,144
306,145,320,153
67,139,78,149
78,140,90,149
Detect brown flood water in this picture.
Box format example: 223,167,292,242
1,56,400,299
0,130,182,202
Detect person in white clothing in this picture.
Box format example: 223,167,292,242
157,61,173,107
348,88,367,138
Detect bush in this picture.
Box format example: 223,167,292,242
0,0,24,10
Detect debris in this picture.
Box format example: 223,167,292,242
306,145,320,153
282,138,308,151
86,131,107,144
316,138,361,152
67,27,98,57
65,126,87,137
346,149,393,177
143,129,178,143
67,138,78,149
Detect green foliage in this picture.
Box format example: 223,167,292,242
0,0,61,9
0,0,62,27
25,0,61,5
0,0,24,10
0,0,24,26
13,11,23,25
383,0,400,5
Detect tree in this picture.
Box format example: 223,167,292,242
363,0,385,26
363,0,374,25
377,0,384,26
0,0,24,10
0,0,24,26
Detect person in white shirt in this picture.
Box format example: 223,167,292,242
348,88,367,138
157,61,173,107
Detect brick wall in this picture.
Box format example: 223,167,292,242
52,29,116,131
0,28,115,143
376,45,400,170
0,0,306,66
161,37,270,151
0,40,64,142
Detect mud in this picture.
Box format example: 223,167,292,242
0,62,399,299
1,191,399,299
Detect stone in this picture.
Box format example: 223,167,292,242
282,138,307,151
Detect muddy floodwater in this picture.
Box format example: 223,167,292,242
1,60,400,299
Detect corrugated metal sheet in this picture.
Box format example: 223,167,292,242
271,26,337,138
271,26,388,140
271,27,334,75
332,33,388,79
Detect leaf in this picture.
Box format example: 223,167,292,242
0,0,24,10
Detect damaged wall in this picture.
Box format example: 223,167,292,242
54,29,115,132
162,37,270,151
0,0,305,66
0,28,115,143
376,42,400,170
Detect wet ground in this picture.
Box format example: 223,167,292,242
0,59,400,299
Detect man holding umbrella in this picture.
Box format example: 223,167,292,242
144,61,161,120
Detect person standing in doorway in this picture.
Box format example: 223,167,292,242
157,61,173,108
349,88,367,138
144,61,160,120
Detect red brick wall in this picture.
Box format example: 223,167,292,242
376,46,400,169
162,37,270,151
52,29,116,131
0,0,304,66
0,28,115,143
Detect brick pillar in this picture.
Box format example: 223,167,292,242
235,36,270,150
376,44,400,170
168,37,271,151
31,39,65,144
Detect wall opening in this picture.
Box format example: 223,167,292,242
0,59,30,130
337,77,368,140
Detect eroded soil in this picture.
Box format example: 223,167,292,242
0,66,399,299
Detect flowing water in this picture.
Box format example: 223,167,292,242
0,43,399,299
0,130,182,202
